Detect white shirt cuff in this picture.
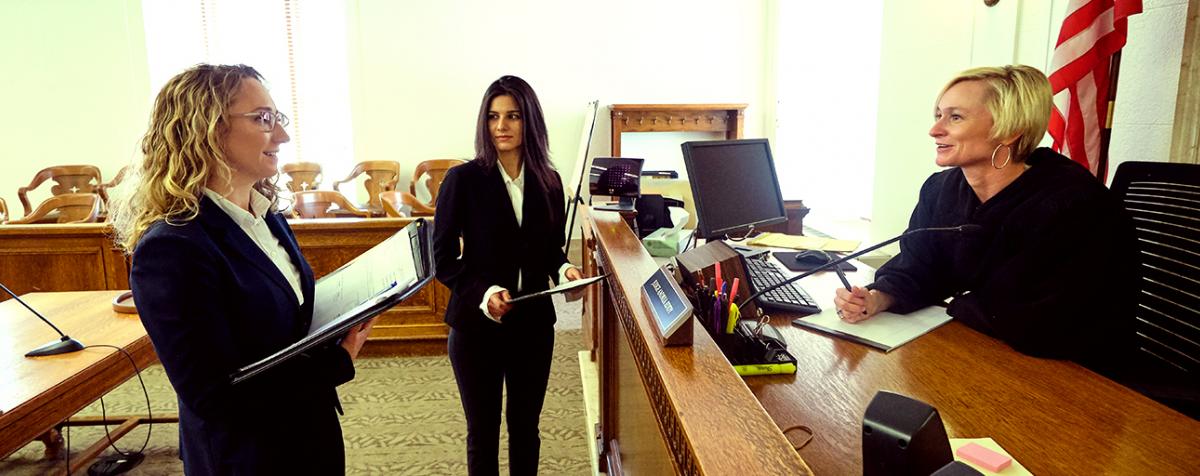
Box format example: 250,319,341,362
557,263,577,285
479,285,507,322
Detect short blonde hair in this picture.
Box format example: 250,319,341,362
937,65,1052,162
109,64,279,252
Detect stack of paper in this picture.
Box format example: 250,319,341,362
792,303,951,352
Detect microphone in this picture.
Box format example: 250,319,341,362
0,281,86,357
739,224,982,309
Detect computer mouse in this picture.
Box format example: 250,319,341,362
793,251,831,267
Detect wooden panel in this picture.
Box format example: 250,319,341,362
0,291,155,459
589,210,810,475
609,104,748,158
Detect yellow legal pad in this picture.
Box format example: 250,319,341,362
747,232,861,252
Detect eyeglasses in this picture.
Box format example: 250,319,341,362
229,110,290,132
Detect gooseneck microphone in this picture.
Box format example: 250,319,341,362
0,281,86,357
738,224,982,309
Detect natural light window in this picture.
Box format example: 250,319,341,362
773,1,883,221
141,0,355,184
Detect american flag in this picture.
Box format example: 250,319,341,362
1047,0,1143,181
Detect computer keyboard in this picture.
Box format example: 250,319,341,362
744,256,821,315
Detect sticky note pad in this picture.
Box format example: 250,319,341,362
956,442,1012,472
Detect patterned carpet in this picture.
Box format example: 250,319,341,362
1,298,591,475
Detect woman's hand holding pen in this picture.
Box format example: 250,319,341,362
340,316,379,359
833,287,894,323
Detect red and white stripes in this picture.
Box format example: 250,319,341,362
1047,0,1142,180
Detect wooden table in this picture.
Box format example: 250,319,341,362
585,210,1200,475
0,291,163,472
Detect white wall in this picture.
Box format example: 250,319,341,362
346,0,769,202
867,0,1188,248
0,0,150,215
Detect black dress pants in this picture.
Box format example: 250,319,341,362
448,322,555,476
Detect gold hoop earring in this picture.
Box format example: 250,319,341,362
991,144,1012,169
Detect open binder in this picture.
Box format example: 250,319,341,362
230,219,434,384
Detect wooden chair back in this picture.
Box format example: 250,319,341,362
281,162,323,192
97,165,131,204
401,158,468,216
6,193,102,224
377,191,408,218
331,161,401,210
291,191,371,219
0,197,8,223
18,165,103,216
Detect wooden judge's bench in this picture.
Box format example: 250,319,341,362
0,218,450,344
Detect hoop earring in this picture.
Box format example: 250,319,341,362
991,144,1012,169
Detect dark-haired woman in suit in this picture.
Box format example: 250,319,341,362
433,75,582,475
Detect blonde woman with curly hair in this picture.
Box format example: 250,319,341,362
110,64,373,475
833,65,1137,372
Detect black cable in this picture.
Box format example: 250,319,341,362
60,344,154,473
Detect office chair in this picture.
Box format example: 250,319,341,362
17,165,103,217
1109,161,1200,418
400,158,467,216
281,162,323,192
331,160,400,211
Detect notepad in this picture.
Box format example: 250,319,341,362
791,303,951,352
747,232,860,252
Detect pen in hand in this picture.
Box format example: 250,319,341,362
834,266,852,291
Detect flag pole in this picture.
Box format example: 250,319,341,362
1099,50,1125,183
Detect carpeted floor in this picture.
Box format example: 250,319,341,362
1,296,591,475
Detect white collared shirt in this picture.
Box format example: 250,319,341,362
204,188,305,306
479,163,574,322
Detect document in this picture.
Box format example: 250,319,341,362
791,304,951,352
507,275,606,303
747,232,861,252
231,219,433,384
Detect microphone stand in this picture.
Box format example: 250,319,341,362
0,281,86,357
738,225,980,309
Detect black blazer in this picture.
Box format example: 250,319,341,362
433,160,569,331
131,196,353,475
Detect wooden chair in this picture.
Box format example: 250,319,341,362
96,165,131,204
400,158,467,216
331,161,401,211
6,193,102,224
377,191,409,218
281,162,323,192
291,191,371,219
0,197,8,223
17,165,103,217
1109,161,1200,418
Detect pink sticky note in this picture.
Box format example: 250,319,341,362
956,442,1012,472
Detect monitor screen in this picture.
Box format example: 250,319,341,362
681,139,787,239
589,157,644,197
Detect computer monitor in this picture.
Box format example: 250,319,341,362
681,139,787,240
589,157,644,211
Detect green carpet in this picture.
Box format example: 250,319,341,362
1,328,591,475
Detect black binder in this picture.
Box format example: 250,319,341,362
230,219,435,384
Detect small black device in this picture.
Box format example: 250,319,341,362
681,139,787,239
931,461,985,476
88,452,145,475
741,254,820,315
862,391,953,476
590,157,644,211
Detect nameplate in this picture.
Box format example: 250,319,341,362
640,265,693,346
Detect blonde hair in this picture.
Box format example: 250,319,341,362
110,64,280,252
937,65,1053,162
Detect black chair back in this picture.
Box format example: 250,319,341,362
1109,161,1200,376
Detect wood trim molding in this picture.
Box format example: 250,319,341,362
1171,0,1200,164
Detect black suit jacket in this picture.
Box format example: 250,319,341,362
433,160,569,331
131,196,353,475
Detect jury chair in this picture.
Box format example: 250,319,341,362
399,159,468,216
17,165,103,217
96,165,131,204
5,193,103,224
377,191,410,218
1109,161,1200,418
331,161,401,211
291,190,372,219
0,197,8,223
281,162,323,192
